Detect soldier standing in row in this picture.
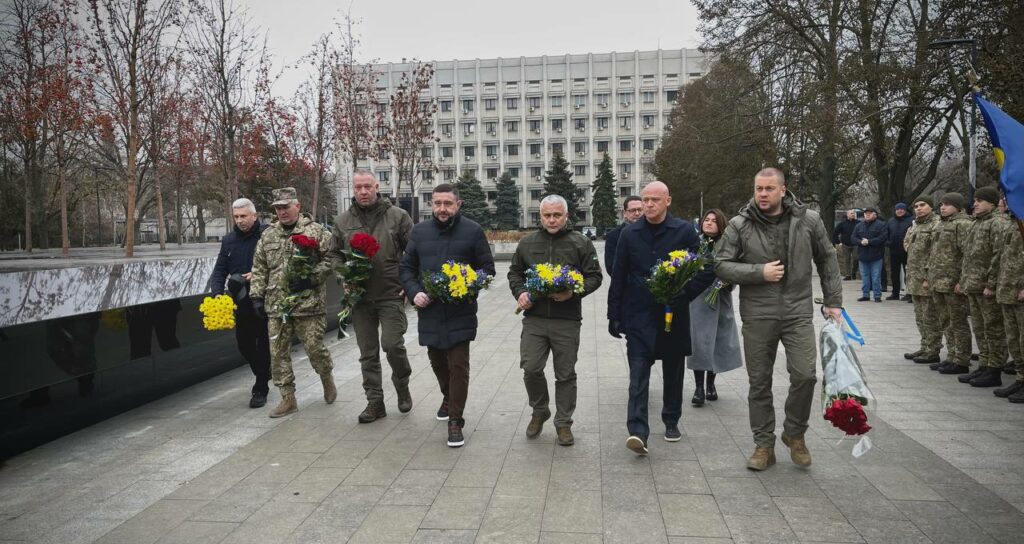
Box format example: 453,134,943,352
994,196,1024,402
903,195,944,365
250,187,337,417
957,187,1009,387
926,193,974,375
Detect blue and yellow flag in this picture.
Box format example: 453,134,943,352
975,94,1024,218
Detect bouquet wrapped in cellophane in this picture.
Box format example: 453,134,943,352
645,246,709,331
820,315,874,456
515,263,585,314
421,261,493,304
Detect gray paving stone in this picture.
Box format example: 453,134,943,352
540,488,602,534
421,487,493,530
603,511,668,544
660,493,730,538
154,520,237,544
892,500,999,543
217,499,316,544
411,529,478,544
847,519,933,544
476,503,543,543
94,499,208,544
347,504,428,544
722,514,799,543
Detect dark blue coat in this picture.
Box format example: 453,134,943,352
852,219,889,262
400,214,495,350
604,223,625,271
607,215,715,360
886,215,913,254
210,220,267,314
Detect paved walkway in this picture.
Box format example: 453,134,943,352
3,256,1024,543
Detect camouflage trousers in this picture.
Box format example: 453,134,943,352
1003,303,1024,378
932,291,972,365
967,294,1007,368
268,315,334,397
913,295,944,356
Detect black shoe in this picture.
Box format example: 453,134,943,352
706,383,718,401
664,424,682,442
971,353,980,361
1004,365,1018,375
959,368,985,383
914,353,940,364
902,295,912,302
691,388,706,406
857,296,870,302
1009,389,1024,403
447,420,465,447
358,401,387,423
397,386,413,413
843,275,854,281
436,400,449,421
874,298,882,303
886,294,900,300
249,391,268,408
970,367,1003,388
929,360,946,371
939,363,970,375
904,350,924,360
994,381,1024,398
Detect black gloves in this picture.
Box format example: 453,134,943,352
289,277,314,293
608,320,622,338
251,297,267,318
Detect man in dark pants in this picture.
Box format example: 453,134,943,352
603,195,643,272
833,209,860,280
607,181,713,455
210,197,271,408
853,207,889,302
509,195,603,447
887,203,913,300
716,168,843,471
400,183,495,447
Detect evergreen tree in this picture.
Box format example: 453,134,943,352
455,171,492,227
591,152,618,231
542,151,581,223
493,171,520,230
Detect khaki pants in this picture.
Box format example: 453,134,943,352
520,316,582,427
913,295,944,356
741,318,817,449
933,291,972,365
269,315,333,396
967,294,1007,368
352,299,412,402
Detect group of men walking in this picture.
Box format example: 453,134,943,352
903,188,1024,402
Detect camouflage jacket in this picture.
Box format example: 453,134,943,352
250,214,334,317
926,211,972,293
995,216,1024,305
904,213,938,296
959,209,1004,293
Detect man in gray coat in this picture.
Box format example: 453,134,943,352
716,167,843,471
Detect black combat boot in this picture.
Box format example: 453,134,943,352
969,367,1003,388
904,350,923,360
994,381,1024,398
939,363,970,375
914,353,941,365
959,367,985,383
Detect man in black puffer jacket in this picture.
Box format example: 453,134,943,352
400,183,495,448
210,198,271,408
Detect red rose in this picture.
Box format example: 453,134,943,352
290,234,320,251
350,233,380,259
824,397,871,435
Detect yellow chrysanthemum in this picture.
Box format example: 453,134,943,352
200,294,237,331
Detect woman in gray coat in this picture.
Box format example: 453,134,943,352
688,209,743,405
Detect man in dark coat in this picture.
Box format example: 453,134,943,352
400,183,495,448
607,181,714,455
886,203,913,300
832,209,860,280
852,206,889,302
210,198,271,408
603,195,643,271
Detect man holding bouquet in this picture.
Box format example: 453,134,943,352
509,195,603,446
400,184,494,447
607,182,713,455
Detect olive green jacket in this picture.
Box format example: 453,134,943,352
904,213,937,297
508,228,603,321
926,211,972,293
250,214,334,317
960,209,1006,293
994,215,1024,305
331,197,413,303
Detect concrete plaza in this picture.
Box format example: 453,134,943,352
3,252,1024,543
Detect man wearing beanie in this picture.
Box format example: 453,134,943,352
852,206,888,302
957,186,1010,387
992,196,1024,401
927,192,974,375
887,203,913,300
903,195,944,365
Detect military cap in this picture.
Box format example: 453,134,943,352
974,186,1000,206
272,187,298,206
913,194,933,207
940,192,965,210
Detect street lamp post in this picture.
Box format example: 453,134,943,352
928,37,978,206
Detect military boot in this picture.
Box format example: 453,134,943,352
939,363,970,375
321,374,337,404
959,367,985,383
526,411,550,438
994,380,1024,398
904,350,923,360
396,385,413,413
358,401,387,423
1008,388,1024,403
914,353,941,365
781,433,812,467
746,446,776,471
929,360,946,371
969,367,1003,388
269,393,298,418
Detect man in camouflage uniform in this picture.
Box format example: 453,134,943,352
957,187,1009,387
902,195,943,365
926,192,974,375
993,196,1024,401
250,187,337,417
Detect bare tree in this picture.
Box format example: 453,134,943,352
296,33,337,222
330,12,378,191
375,62,437,205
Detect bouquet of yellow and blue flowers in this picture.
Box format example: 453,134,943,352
515,263,585,314
199,294,237,331
646,247,709,331
421,261,493,304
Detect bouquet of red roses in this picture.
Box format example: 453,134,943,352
335,233,380,330
820,318,873,451
275,233,322,322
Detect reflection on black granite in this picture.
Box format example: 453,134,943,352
128,299,182,359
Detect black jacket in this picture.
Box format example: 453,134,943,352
508,227,603,321
604,223,626,271
399,214,495,349
832,218,859,247
210,220,268,313
852,219,889,262
607,215,714,360
887,214,913,254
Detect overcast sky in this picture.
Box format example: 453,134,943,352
244,0,702,95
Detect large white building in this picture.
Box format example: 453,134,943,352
343,48,707,225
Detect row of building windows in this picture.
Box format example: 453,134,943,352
376,161,653,184
428,90,678,114
420,73,701,95
440,114,665,137
422,138,657,159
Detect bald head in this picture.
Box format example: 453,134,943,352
641,181,672,224
754,167,787,216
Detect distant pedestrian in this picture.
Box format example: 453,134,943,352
833,209,860,280
853,207,888,302
886,203,913,300
604,196,643,272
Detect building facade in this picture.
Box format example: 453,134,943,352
341,49,706,225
